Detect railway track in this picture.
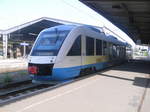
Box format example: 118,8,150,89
0,80,32,89
0,80,52,106
0,68,109,106
0,84,50,99
0,75,95,106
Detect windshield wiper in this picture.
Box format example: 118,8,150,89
55,28,59,43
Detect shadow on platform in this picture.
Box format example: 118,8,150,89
133,77,150,88
111,60,150,74
97,73,134,81
97,73,150,88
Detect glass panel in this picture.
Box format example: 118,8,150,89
31,29,70,56
67,36,81,56
86,37,94,56
96,39,102,55
112,44,117,58
0,35,2,57
103,41,107,55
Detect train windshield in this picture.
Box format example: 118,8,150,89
31,29,70,56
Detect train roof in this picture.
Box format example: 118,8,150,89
82,25,127,46
107,35,126,46
41,25,77,32
41,24,101,32
41,24,127,46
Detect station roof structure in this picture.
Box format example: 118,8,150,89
0,16,130,46
80,0,150,44
0,17,80,35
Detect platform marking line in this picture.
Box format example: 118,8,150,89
15,78,99,112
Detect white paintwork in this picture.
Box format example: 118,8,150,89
55,56,81,68
28,56,56,64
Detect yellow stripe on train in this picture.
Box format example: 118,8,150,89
83,56,108,65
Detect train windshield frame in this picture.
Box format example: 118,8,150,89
31,29,71,56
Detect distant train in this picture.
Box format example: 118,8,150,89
28,25,127,84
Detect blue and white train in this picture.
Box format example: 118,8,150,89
28,25,127,83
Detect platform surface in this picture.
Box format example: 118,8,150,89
0,61,150,112
0,58,27,73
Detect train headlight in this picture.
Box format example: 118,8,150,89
28,66,38,74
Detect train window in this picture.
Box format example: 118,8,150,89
67,36,81,56
96,39,102,55
108,43,113,60
103,41,107,55
112,44,117,58
86,37,94,56
116,46,120,57
31,29,70,56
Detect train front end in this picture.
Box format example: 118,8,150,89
28,25,73,84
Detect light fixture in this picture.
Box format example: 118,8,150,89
28,33,38,36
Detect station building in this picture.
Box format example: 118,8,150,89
0,17,80,59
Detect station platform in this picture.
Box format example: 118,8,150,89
0,58,27,73
0,61,150,112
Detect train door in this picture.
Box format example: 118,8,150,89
67,35,82,66
81,36,95,70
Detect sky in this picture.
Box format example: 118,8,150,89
0,0,135,46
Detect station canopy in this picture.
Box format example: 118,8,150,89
0,17,80,41
80,0,150,44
